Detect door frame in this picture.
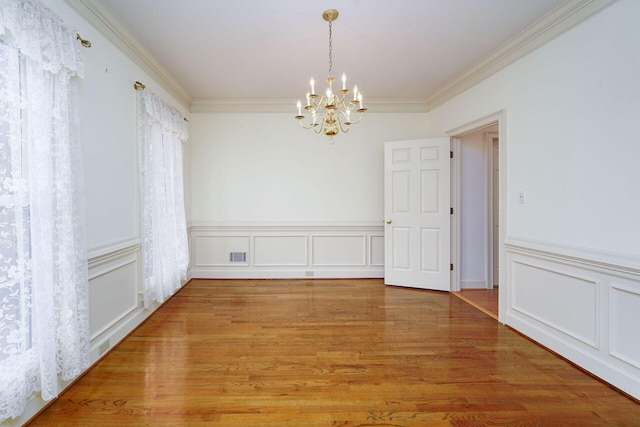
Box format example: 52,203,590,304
486,130,499,289
447,110,507,323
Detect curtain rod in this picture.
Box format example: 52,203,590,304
76,33,91,48
134,81,189,122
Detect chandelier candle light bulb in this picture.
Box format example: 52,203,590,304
295,9,366,137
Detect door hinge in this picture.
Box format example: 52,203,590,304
450,207,453,215
450,151,453,159
450,263,454,271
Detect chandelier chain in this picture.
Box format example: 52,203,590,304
328,20,333,77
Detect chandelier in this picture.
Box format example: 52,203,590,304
295,9,366,137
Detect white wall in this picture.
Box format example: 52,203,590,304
427,0,640,256
8,1,191,425
191,112,427,223
189,111,427,278
426,0,640,400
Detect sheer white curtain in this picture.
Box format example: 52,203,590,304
0,0,89,421
137,89,189,308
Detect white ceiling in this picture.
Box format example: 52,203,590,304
98,0,564,103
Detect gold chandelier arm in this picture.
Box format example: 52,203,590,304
346,109,366,125
297,116,325,134
337,118,351,134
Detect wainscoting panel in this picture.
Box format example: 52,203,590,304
511,260,599,348
194,235,250,266
88,239,141,340
191,223,384,278
370,235,385,267
609,281,640,370
89,257,138,340
505,237,640,400
311,235,366,266
254,235,308,266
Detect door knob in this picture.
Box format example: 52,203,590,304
385,219,392,224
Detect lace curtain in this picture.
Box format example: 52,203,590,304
137,89,189,308
0,0,89,421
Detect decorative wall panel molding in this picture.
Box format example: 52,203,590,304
190,223,384,278
505,236,640,400
609,282,640,370
370,236,385,267
254,236,308,266
87,239,141,341
311,235,367,266
510,259,599,348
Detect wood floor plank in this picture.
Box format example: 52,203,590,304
28,279,640,426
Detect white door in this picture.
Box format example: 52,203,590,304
384,138,451,291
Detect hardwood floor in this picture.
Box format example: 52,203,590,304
29,279,639,426
453,288,499,320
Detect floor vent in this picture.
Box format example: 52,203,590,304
230,252,247,263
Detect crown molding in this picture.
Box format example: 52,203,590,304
425,0,617,111
191,98,429,114
63,0,192,110
64,0,614,115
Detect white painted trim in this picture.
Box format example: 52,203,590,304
63,0,192,110
87,238,141,271
447,112,502,138
450,138,461,292
191,221,383,232
485,130,499,290
426,0,617,111
505,236,640,274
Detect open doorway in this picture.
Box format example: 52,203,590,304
450,122,500,319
